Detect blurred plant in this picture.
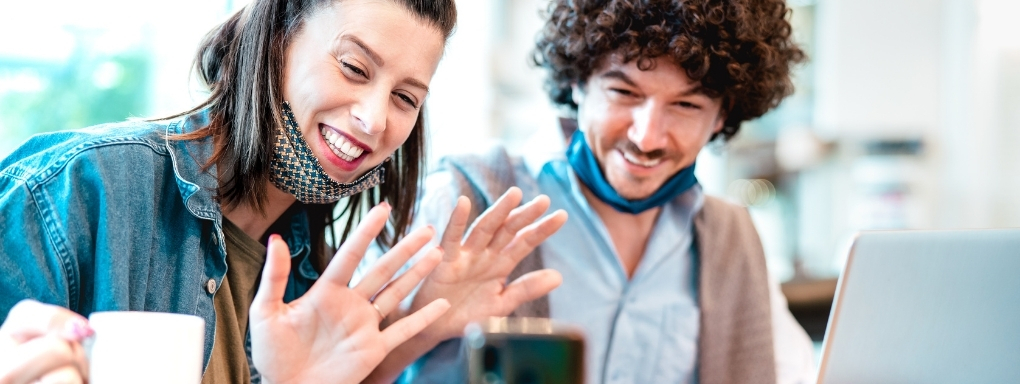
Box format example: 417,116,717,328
0,44,150,156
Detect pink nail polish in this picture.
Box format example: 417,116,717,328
65,319,94,341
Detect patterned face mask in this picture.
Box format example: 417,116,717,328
270,102,386,204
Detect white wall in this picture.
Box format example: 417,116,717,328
422,0,499,163
803,0,1020,275
813,0,942,136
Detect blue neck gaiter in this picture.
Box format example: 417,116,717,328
565,130,698,214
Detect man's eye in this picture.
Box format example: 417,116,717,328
678,101,701,109
610,88,635,97
342,62,368,78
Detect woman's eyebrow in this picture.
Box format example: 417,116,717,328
342,35,385,66
403,77,429,93
340,35,429,94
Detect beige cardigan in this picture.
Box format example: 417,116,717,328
445,148,777,384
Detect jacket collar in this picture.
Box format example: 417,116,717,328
164,110,220,221
162,109,315,273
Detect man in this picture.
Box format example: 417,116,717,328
362,0,814,383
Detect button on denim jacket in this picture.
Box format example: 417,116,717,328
0,111,322,372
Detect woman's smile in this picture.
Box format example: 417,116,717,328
318,123,372,172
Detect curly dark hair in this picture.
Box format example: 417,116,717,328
534,0,806,140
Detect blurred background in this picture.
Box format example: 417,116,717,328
1,0,1018,348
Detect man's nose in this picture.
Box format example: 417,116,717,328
628,102,668,152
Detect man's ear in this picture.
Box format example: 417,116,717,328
713,109,727,134
571,84,584,106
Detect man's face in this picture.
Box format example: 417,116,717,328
573,55,725,200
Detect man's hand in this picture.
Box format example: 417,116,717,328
250,203,451,384
364,187,568,383
413,187,568,340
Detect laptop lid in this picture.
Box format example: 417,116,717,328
817,229,1020,384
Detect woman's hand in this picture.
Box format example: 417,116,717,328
249,202,450,384
0,300,92,384
364,187,568,383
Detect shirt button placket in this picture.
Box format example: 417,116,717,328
205,278,217,294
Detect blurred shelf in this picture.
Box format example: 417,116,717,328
782,277,838,307
781,277,838,341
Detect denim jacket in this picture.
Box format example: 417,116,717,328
0,111,322,372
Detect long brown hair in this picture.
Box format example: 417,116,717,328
169,0,456,255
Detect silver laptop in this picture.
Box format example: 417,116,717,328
817,228,1020,384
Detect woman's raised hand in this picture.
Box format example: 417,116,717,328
249,202,450,384
0,300,92,384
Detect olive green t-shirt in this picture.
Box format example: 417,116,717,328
202,219,267,384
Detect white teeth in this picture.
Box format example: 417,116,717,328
623,151,662,167
319,127,366,161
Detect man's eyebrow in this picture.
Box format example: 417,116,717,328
343,35,384,66
602,69,708,97
678,85,707,97
599,70,638,87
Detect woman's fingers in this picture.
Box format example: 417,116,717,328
500,269,564,314
1,300,90,344
251,235,292,316
485,195,551,253
494,210,568,273
321,203,392,287
462,187,523,251
380,299,450,353
37,365,84,384
438,196,471,261
0,333,86,384
352,225,436,299
369,248,443,319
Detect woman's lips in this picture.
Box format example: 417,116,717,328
318,124,372,173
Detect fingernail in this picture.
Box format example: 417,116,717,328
64,318,94,341
436,246,444,254
380,201,391,209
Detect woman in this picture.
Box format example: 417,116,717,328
0,0,560,383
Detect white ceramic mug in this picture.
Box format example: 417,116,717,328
87,311,205,384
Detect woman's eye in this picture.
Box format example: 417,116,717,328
342,61,368,78
395,93,417,108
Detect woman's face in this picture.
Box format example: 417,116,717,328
282,0,445,183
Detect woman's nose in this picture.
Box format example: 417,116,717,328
351,88,389,136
